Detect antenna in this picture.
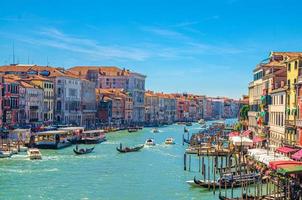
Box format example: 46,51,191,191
12,42,15,64
47,56,49,66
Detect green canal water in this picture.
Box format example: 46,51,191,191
0,120,243,200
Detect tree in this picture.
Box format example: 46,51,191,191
239,105,249,120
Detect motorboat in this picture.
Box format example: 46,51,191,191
198,119,205,125
145,138,155,146
152,128,159,133
185,122,192,126
19,146,28,152
128,127,139,133
0,151,12,158
165,137,175,145
27,148,42,160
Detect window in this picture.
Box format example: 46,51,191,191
280,95,283,104
295,61,298,69
294,78,297,84
288,63,291,71
288,80,291,89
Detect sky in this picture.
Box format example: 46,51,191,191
0,0,302,99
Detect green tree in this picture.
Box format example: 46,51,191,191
239,105,249,120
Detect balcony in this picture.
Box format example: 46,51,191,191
285,119,295,127
298,76,302,84
296,119,302,127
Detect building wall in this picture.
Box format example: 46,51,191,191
269,90,286,147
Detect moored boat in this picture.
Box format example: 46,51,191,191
0,151,12,158
79,130,106,144
73,145,95,155
59,127,84,144
128,127,139,132
116,143,144,153
191,173,260,189
185,122,192,126
33,130,72,149
145,138,155,146
27,148,42,160
165,137,175,144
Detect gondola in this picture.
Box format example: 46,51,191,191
73,146,95,155
116,144,144,153
219,194,256,200
193,173,260,189
183,138,190,144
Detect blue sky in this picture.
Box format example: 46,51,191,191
0,0,302,98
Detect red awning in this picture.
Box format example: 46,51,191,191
253,136,264,143
228,131,239,137
242,130,252,137
269,161,302,170
291,149,302,160
276,146,298,154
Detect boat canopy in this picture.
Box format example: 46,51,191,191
291,149,302,160
35,130,69,136
242,130,252,137
275,146,298,154
58,127,84,131
83,130,104,134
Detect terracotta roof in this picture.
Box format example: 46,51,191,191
19,81,35,88
69,66,130,76
0,65,80,79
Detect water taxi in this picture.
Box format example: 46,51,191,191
27,148,42,160
165,137,175,144
79,130,106,144
145,138,155,146
33,130,72,149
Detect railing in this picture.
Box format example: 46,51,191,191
296,119,302,127
285,119,295,127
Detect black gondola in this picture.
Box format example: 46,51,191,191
73,146,95,155
116,144,144,153
183,138,190,144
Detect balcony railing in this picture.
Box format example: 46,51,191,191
296,119,302,127
285,119,295,127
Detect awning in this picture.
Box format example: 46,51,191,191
276,146,298,154
253,136,265,143
291,149,302,160
242,130,252,137
269,161,302,170
228,131,239,137
276,164,302,175
230,136,253,146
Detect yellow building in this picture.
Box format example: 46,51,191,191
28,75,54,123
285,57,300,145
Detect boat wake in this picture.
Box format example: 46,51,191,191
0,167,59,174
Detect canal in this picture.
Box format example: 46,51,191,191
0,120,241,200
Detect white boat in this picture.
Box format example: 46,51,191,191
198,119,205,125
165,137,175,145
145,138,155,146
19,146,28,152
27,148,42,160
0,151,12,158
152,128,159,133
